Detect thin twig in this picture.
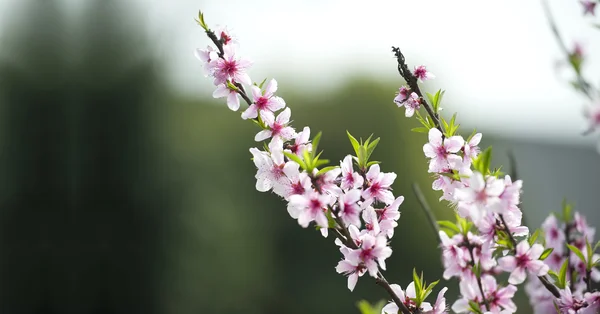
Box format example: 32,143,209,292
412,183,442,245
375,273,413,314
541,0,593,99
391,47,442,133
330,209,413,314
466,244,491,311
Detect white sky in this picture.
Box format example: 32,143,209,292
12,0,600,146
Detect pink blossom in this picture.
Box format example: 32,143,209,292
481,275,517,313
425,287,448,314
337,189,362,227
214,25,238,46
382,282,433,314
212,45,252,86
454,172,504,222
399,92,421,117
346,233,392,276
285,126,312,156
376,196,403,238
249,146,289,192
452,276,484,313
276,162,312,200
335,255,366,291
580,0,597,15
583,102,600,135
393,86,410,104
361,164,397,206
542,214,565,250
423,128,464,173
288,190,333,229
498,240,549,284
212,83,240,111
361,206,381,236
414,65,435,82
557,286,588,314
462,132,482,166
254,108,296,142
194,45,218,76
340,155,364,190
241,79,286,120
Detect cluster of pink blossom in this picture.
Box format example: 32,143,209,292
196,10,600,314
392,53,600,312
194,13,447,314
525,211,600,313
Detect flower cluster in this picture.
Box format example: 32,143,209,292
195,12,447,314
197,10,600,314
525,210,600,313
391,44,600,313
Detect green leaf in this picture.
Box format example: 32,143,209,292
529,229,541,246
316,165,338,176
283,151,306,170
586,237,594,270
438,221,461,234
366,137,380,161
346,131,360,156
562,199,573,223
472,146,492,174
539,248,554,261
366,160,380,167
257,78,268,89
356,300,385,314
567,244,586,264
469,301,483,314
311,131,323,158
557,258,569,289
411,127,429,133
195,10,209,30
412,269,423,305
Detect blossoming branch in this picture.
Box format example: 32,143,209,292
194,7,600,314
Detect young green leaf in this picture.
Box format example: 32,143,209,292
567,244,586,265
347,131,360,155
539,248,554,261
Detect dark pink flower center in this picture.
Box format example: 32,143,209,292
414,67,426,78
220,31,232,44
271,122,283,135
360,248,373,260
550,228,560,240
370,182,381,194
255,97,269,110
516,253,530,268
291,182,305,195
222,60,238,76
475,190,488,203
436,145,448,158
309,198,322,211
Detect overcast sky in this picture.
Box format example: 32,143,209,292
11,0,600,146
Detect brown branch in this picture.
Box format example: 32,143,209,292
391,47,442,133
412,183,442,245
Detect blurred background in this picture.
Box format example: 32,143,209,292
0,0,598,313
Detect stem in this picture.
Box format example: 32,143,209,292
375,274,413,314
412,183,442,245
466,242,491,311
540,0,593,99
586,270,592,292
391,47,442,133
329,209,413,314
